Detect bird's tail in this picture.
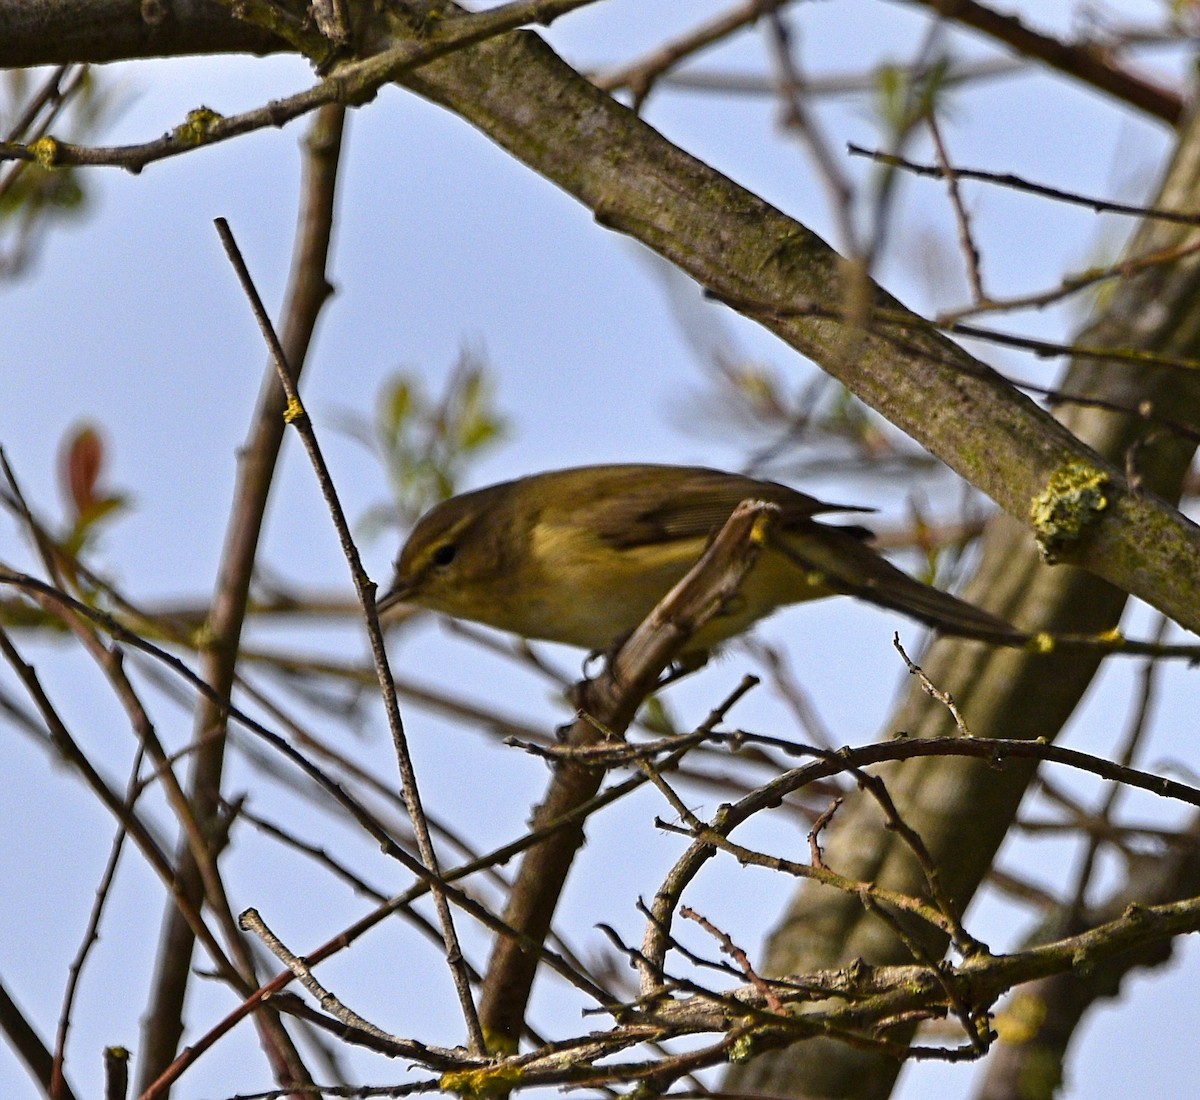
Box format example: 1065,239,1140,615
779,526,1023,642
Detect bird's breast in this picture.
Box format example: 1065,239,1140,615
512,521,836,651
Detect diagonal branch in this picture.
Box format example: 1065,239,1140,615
479,500,778,1050
725,94,1200,1097
393,22,1200,632
213,214,485,1051
899,0,1183,125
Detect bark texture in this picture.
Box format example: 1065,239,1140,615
724,105,1200,1099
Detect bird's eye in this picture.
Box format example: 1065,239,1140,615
431,543,458,568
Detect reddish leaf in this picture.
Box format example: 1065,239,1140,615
62,424,104,518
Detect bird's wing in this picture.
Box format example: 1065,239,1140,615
583,466,873,549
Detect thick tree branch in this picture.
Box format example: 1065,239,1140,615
388,26,1200,634
727,95,1200,1100
0,0,287,67
6,8,1200,1096
8,12,1200,646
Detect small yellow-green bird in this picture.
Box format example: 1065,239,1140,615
378,464,1015,657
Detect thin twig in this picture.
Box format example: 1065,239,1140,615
626,54,1025,100
139,102,348,1093
903,0,1183,124
808,797,843,867
0,0,599,173
239,909,416,1053
938,235,1200,325
927,112,986,302
51,747,145,1100
638,728,1200,992
212,218,484,1052
764,8,859,256
0,624,235,979
1066,613,1169,924
893,635,972,737
594,0,783,110
680,906,786,1012
849,143,1200,224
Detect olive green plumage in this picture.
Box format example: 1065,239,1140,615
379,464,1015,655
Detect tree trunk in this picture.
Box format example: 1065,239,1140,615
724,103,1200,1099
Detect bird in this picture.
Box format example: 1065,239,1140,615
377,463,1016,658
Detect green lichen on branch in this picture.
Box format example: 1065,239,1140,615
728,1031,758,1063
440,1062,524,1097
28,136,60,168
172,107,224,147
1029,461,1112,563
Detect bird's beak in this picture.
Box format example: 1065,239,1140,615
375,578,411,616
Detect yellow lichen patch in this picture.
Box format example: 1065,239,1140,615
173,107,224,146
1029,461,1111,562
728,1031,757,1063
29,137,60,168
283,395,305,423
439,1063,524,1098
